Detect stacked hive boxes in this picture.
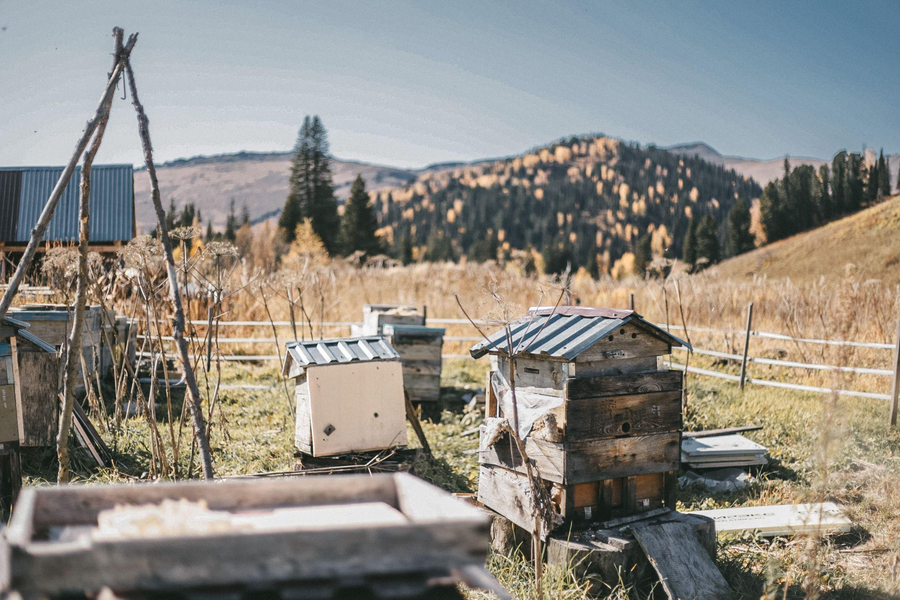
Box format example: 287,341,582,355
472,306,690,534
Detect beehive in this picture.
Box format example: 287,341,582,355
384,324,444,403
283,336,408,457
472,306,690,534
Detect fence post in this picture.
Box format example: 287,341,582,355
629,293,635,311
890,317,900,427
739,302,754,392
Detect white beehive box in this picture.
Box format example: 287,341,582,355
283,336,408,457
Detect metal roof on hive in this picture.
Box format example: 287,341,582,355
283,335,400,377
469,305,691,360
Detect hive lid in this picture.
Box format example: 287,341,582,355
469,305,691,360
283,335,400,378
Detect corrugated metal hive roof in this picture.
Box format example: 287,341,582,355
0,165,134,243
469,306,691,360
283,336,400,377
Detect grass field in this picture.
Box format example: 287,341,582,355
25,354,900,599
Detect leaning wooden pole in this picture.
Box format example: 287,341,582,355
739,301,753,392
58,29,128,483
0,31,137,325
123,57,215,479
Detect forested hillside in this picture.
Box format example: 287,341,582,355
372,136,761,275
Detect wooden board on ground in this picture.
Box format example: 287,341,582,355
689,502,852,537
632,521,732,600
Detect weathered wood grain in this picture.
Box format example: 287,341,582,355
14,350,58,447
565,390,682,440
566,370,683,400
632,521,732,600
477,465,543,536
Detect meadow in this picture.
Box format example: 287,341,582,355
17,258,900,598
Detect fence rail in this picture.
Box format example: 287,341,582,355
134,315,900,417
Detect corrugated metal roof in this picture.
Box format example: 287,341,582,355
283,336,400,377
469,306,691,360
0,165,134,243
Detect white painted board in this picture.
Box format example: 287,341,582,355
689,502,852,537
682,434,767,457
307,361,408,456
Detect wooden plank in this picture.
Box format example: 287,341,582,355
9,337,24,444
14,350,58,447
565,433,681,483
632,521,732,600
477,465,541,536
575,323,670,362
566,370,682,400
689,502,852,537
0,384,19,443
395,345,443,362
565,390,682,440
480,433,680,484
569,356,660,378
294,382,312,454
485,370,497,418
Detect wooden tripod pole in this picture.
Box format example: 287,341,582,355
123,57,215,479
0,32,137,325
58,28,131,483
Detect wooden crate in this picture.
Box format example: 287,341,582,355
10,305,100,375
385,324,444,403
0,473,492,597
356,304,425,336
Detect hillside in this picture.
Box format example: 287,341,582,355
373,135,761,273
666,143,900,191
133,153,421,230
712,192,900,282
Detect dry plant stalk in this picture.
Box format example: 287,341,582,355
124,53,215,479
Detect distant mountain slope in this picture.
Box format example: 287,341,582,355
666,143,899,192
133,152,420,230
711,192,900,282
373,135,761,272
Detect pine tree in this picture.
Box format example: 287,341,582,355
683,218,698,270
866,161,879,204
281,115,341,252
878,150,891,199
585,250,600,279
831,152,846,215
846,153,864,212
726,198,754,256
304,116,341,254
541,236,573,274
339,175,382,256
205,219,214,242
759,181,788,243
695,215,720,269
633,235,652,277
397,233,414,265
241,203,251,227
224,198,237,242
815,164,832,222
166,198,178,231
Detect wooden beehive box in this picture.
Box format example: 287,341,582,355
352,304,426,337
384,324,444,403
283,336,408,457
472,306,690,534
0,316,58,447
0,473,493,598
10,304,102,375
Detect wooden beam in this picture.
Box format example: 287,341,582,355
739,302,753,392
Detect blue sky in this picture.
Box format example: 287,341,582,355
0,1,897,168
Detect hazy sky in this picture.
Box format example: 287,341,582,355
1,1,897,169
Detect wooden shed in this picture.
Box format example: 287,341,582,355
283,336,408,457
471,306,690,534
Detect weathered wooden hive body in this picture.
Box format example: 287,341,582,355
0,316,58,447
472,306,690,534
283,336,408,457
9,304,103,376
352,305,445,403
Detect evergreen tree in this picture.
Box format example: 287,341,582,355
789,165,815,232
468,232,498,263
759,181,789,243
878,150,892,198
339,175,382,256
866,161,879,204
726,198,754,256
585,250,600,279
831,151,846,215
397,233,414,265
424,231,455,262
541,236,574,274
633,235,652,277
695,215,720,269
241,203,251,227
846,153,864,212
178,202,196,228
205,219,214,242
166,198,178,231
281,115,340,253
683,218,699,269
224,198,237,242
815,164,832,222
